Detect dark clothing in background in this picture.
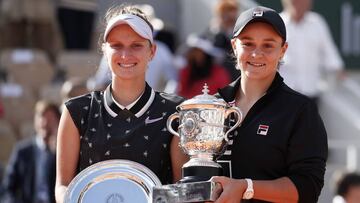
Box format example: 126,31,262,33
57,8,94,50
202,29,240,80
2,138,56,203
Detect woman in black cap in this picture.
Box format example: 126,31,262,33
212,6,327,203
55,4,188,202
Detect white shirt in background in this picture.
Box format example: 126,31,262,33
279,11,344,97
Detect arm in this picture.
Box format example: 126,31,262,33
55,108,80,203
317,14,344,73
212,176,298,203
2,146,21,203
170,135,189,182
286,101,327,203
212,100,327,203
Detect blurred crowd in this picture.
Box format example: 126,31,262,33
0,0,353,202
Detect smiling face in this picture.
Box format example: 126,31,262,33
103,24,156,81
231,21,287,82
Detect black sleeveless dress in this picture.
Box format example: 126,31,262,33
65,83,183,184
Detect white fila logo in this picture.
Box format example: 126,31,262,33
257,125,269,136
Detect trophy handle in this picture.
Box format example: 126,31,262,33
224,107,243,142
167,113,180,137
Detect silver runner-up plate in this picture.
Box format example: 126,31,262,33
64,159,162,203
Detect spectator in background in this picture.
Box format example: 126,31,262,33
333,172,360,203
0,162,4,199
177,34,230,98
202,0,240,80
280,0,345,104
56,0,97,50
2,100,61,203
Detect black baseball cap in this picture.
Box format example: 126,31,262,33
232,6,286,42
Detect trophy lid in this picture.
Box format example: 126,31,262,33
178,84,228,110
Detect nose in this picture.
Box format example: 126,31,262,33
251,48,264,58
119,48,131,59
119,50,127,59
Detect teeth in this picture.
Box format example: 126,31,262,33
248,62,265,67
118,63,136,68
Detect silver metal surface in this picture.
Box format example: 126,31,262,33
152,181,223,203
167,84,243,166
64,159,161,203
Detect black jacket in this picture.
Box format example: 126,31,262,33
2,138,56,203
216,73,328,203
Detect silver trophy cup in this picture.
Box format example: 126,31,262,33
152,84,243,203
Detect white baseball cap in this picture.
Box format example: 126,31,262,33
104,14,154,44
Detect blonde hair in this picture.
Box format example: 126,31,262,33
215,0,239,16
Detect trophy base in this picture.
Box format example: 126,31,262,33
181,165,223,183
152,180,222,203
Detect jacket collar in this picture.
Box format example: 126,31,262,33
104,83,154,118
218,72,284,103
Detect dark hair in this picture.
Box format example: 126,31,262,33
188,49,214,81
35,100,61,120
337,172,360,197
101,3,154,43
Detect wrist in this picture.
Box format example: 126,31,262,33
242,178,254,199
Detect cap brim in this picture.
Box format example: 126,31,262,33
233,18,284,41
104,14,153,44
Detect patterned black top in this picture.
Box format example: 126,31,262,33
65,83,184,184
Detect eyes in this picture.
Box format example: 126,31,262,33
241,41,277,50
109,42,145,50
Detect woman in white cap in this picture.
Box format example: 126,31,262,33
212,6,327,203
55,4,188,202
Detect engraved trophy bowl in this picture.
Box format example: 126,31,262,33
167,84,243,182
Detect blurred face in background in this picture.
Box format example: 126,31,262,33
220,8,238,33
34,108,60,147
285,0,313,21
187,48,207,68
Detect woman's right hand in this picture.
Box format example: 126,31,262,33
211,176,247,203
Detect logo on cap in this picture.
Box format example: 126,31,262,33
253,10,264,17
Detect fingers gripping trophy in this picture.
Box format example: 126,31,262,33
152,84,243,202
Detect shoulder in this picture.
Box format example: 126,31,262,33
213,65,231,77
12,138,36,154
278,83,317,110
65,91,102,109
213,64,228,72
305,12,328,27
65,92,96,104
157,92,185,106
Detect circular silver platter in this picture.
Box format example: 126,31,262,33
64,159,162,203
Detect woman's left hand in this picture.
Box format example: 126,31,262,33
210,176,247,203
